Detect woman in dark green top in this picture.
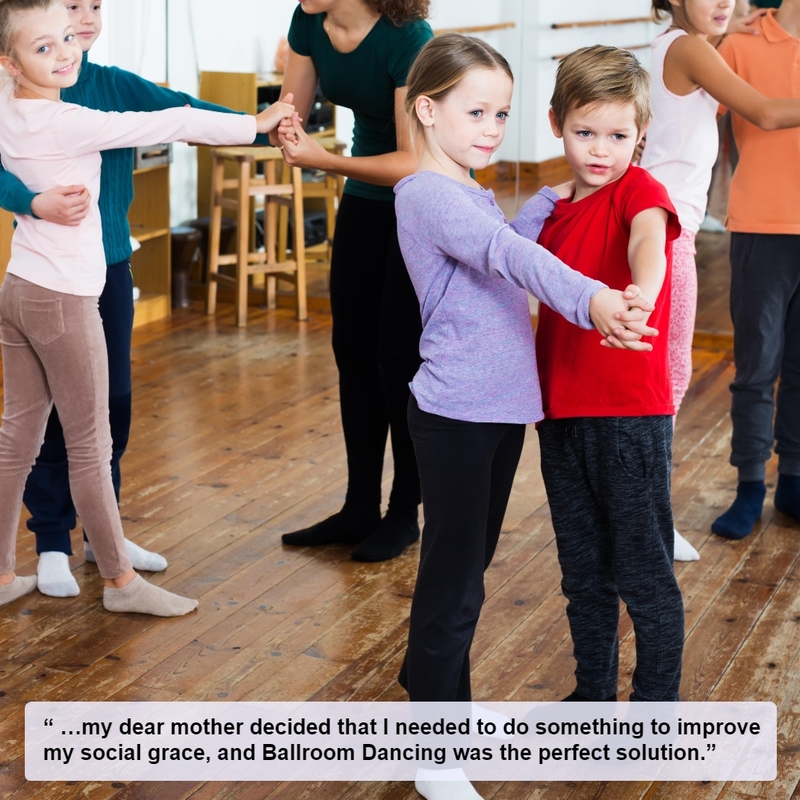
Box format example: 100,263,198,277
272,0,432,562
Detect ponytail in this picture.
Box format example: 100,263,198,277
651,0,674,23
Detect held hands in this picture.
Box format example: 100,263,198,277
276,112,328,170
30,185,90,227
256,93,296,134
589,284,658,352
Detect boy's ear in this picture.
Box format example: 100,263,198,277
415,95,436,128
637,119,651,143
0,56,21,77
548,108,563,138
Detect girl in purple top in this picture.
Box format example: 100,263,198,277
393,34,657,800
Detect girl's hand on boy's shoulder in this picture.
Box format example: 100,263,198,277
550,180,575,200
725,7,766,38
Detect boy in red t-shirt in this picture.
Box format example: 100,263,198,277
535,46,685,701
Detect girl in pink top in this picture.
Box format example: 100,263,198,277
641,0,800,559
0,0,292,615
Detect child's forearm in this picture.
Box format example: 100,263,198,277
628,208,669,304
629,242,666,303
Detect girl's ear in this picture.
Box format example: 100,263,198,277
0,56,21,77
548,108,563,139
414,95,436,128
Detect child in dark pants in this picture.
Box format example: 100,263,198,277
712,3,800,539
394,35,659,799
536,46,685,702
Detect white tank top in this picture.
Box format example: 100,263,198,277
640,28,720,234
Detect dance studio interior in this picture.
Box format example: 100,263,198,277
0,0,797,798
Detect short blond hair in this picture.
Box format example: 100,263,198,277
550,45,651,132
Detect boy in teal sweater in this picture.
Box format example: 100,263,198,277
0,0,263,596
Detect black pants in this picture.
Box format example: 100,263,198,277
23,259,134,554
399,397,526,701
538,416,684,702
729,233,800,481
330,193,422,515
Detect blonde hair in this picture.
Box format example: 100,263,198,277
0,0,60,59
550,45,651,132
404,33,513,133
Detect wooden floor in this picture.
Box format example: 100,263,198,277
1,163,797,798
1,297,798,799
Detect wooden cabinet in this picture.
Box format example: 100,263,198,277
0,166,171,330
129,161,171,328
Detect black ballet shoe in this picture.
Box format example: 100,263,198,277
281,507,380,547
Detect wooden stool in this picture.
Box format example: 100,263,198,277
288,137,345,274
206,146,306,327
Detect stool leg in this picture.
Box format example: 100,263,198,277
235,157,250,328
266,162,278,310
206,155,225,315
291,165,307,321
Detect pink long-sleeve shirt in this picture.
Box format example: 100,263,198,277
0,78,256,296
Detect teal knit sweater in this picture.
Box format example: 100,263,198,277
0,52,266,265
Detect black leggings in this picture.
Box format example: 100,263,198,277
329,193,422,515
399,396,526,701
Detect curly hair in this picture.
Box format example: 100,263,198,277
366,0,429,26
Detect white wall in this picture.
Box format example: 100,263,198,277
98,0,661,224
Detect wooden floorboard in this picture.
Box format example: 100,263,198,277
1,171,796,798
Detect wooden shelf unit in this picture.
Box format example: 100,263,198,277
0,164,171,331
130,160,171,329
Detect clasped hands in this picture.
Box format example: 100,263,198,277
590,285,658,352
269,103,328,171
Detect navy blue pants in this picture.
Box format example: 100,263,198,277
729,233,800,481
538,416,684,702
23,259,134,554
399,397,526,701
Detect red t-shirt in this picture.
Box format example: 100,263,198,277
536,165,680,419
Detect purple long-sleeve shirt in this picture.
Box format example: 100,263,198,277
394,171,606,424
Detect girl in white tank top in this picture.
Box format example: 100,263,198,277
642,0,800,561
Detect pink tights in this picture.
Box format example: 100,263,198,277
669,230,698,417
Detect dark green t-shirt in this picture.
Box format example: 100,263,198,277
288,6,432,201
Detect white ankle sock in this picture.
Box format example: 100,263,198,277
0,574,38,606
471,703,513,740
37,551,80,597
102,574,197,617
673,528,700,561
85,538,168,572
415,768,483,800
